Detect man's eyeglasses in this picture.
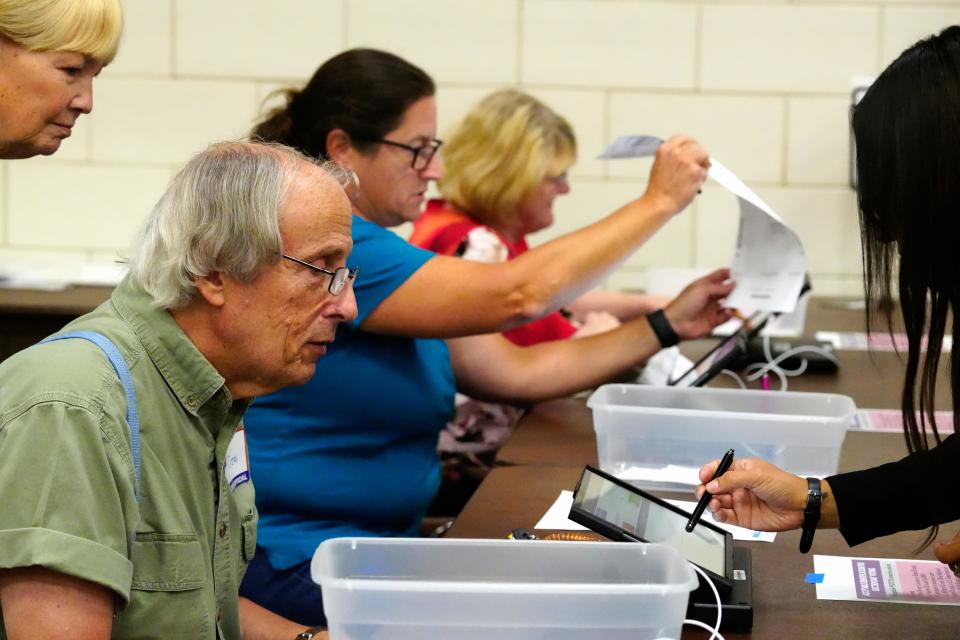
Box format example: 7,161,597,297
355,136,443,171
282,254,358,295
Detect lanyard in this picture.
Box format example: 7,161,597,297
40,331,141,501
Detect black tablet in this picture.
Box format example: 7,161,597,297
668,311,775,387
569,465,735,593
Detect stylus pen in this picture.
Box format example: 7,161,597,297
686,448,735,533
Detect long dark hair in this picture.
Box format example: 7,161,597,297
853,26,960,545
252,48,435,159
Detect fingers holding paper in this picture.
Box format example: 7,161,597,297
644,134,710,216
662,268,735,340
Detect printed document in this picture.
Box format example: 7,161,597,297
600,135,806,313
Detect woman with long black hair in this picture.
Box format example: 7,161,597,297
697,26,960,568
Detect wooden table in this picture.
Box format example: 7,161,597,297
447,297,960,638
448,463,960,639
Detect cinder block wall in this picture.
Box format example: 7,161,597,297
1,0,957,296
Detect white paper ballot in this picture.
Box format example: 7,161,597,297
597,135,666,159
599,135,807,313
534,490,589,530
616,464,701,488
535,490,775,542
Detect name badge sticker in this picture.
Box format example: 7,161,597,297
225,426,251,491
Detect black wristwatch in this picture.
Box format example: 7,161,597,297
799,477,822,554
296,627,324,639
647,309,680,348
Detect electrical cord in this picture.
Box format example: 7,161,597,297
721,334,840,392
682,562,725,640
683,619,727,639
718,369,747,389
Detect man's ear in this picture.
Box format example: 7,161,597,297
326,129,355,167
194,272,226,308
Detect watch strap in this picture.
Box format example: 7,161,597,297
799,477,822,554
296,627,324,639
647,309,680,348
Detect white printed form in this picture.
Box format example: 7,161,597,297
599,135,807,313
813,555,960,606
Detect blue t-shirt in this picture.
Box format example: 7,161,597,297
244,215,455,570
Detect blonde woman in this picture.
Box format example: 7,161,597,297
411,89,668,345
0,0,121,159
409,90,677,500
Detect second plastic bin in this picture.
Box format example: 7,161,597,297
588,384,854,489
312,537,698,639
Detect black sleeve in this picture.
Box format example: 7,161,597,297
826,433,960,546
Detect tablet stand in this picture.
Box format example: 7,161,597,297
687,546,754,631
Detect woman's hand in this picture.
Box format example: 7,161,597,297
695,457,810,532
934,530,960,577
662,268,735,340
643,135,711,215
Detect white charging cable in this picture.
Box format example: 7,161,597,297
718,369,747,389
721,334,840,392
751,334,839,380
682,562,726,640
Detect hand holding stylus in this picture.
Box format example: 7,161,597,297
686,449,734,532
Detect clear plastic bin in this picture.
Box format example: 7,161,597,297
588,384,854,489
312,537,697,640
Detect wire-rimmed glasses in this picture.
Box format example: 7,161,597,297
282,254,358,295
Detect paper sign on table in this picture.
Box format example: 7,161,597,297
816,331,952,353
852,409,955,433
813,555,960,606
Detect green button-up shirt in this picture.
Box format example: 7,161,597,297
0,276,256,639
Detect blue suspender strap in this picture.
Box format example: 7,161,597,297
39,331,142,501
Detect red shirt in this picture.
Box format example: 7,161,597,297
410,199,577,346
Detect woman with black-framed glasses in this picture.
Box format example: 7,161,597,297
240,48,729,627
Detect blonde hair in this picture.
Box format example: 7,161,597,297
0,0,123,63
440,89,576,228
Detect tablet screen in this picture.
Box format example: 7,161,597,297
571,467,727,576
669,311,775,387
671,334,744,387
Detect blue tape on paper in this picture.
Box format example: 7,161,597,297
805,573,824,584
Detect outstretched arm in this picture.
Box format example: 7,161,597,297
567,290,671,322
694,458,840,532
363,136,710,338
449,269,734,403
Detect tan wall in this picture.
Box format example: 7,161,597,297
2,0,958,295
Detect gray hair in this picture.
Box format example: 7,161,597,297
128,140,355,309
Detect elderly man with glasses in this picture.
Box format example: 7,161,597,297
0,141,355,640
